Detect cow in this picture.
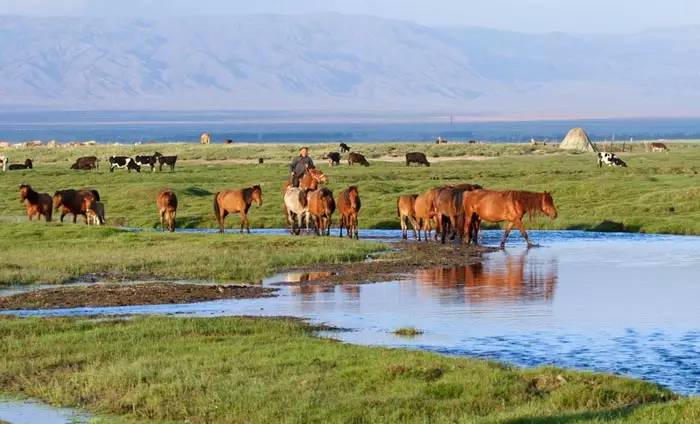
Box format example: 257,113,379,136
339,142,351,153
134,153,158,172
405,152,430,167
324,152,341,166
70,156,99,170
155,152,177,172
8,159,33,170
648,142,669,152
108,156,141,173
348,152,370,166
258,158,264,164
597,152,627,168
0,155,6,172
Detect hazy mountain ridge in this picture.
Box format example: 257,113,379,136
1,13,699,117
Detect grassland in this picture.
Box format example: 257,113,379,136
2,142,699,234
0,315,698,424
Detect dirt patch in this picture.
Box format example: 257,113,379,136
0,283,276,310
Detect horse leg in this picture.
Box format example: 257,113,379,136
218,211,227,234
160,209,166,232
338,216,344,237
514,219,533,247
353,215,359,239
73,214,77,224
500,222,514,249
60,212,66,223
449,214,459,241
409,216,418,240
239,211,246,233
400,215,407,240
440,215,449,244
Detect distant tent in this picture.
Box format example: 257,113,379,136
559,127,596,152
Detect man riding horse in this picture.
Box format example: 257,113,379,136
289,147,315,187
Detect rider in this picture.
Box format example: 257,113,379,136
289,147,315,187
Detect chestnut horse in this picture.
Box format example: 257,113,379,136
462,190,558,248
281,166,328,193
307,187,335,236
19,184,52,222
213,185,263,233
433,183,482,244
156,190,178,232
337,186,361,239
53,189,99,223
414,188,442,241
397,194,419,240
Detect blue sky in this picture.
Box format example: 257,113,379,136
1,0,699,33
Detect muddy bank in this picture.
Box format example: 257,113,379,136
280,241,495,285
0,283,276,310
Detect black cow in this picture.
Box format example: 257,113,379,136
134,153,158,172
339,142,351,153
258,158,264,164
109,156,141,173
405,152,430,167
324,152,341,166
8,159,33,170
348,152,370,167
71,156,98,170
155,152,177,172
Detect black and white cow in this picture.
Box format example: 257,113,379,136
597,152,627,168
134,153,158,172
109,156,141,173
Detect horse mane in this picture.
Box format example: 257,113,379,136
20,185,39,202
505,190,545,217
243,186,260,203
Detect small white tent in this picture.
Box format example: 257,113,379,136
559,127,596,152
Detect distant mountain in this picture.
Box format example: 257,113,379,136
1,13,699,118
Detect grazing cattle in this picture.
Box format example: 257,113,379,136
462,190,558,248
435,137,447,144
156,190,178,232
71,156,99,170
85,201,105,225
19,184,52,222
307,188,336,236
0,155,6,172
283,187,309,235
405,152,430,167
258,158,264,164
649,142,669,152
213,185,263,233
324,152,341,166
225,139,234,144
433,183,482,244
155,152,177,172
134,154,158,172
597,152,627,168
8,159,33,170
397,194,419,240
201,132,211,144
337,186,361,239
339,142,351,153
53,189,99,223
348,152,370,166
109,156,141,173
414,190,440,241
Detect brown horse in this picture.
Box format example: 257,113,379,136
413,188,442,241
213,185,263,233
19,184,52,222
397,194,419,240
281,166,328,192
433,183,482,244
337,186,361,239
307,187,336,236
156,190,178,232
462,190,557,248
53,189,99,223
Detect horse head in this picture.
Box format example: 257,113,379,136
542,191,558,219
251,185,263,207
308,167,328,184
52,191,65,211
347,186,360,209
19,184,30,202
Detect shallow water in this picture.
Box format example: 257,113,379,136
3,230,700,394
0,399,89,424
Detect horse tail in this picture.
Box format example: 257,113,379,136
396,198,401,217
213,192,221,217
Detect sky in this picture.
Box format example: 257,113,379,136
1,0,699,33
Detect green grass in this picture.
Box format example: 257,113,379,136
0,316,697,424
393,326,424,336
2,142,700,234
0,223,383,285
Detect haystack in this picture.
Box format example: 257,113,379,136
559,127,596,152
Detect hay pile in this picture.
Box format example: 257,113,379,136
560,127,596,152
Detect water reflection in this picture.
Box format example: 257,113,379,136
415,253,557,304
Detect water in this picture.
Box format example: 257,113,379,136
2,230,700,394
3,111,700,143
0,398,89,424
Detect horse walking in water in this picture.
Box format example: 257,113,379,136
213,185,263,234
283,187,309,235
433,183,482,244
307,187,335,236
337,186,361,239
397,194,419,240
156,190,178,232
19,184,52,222
462,190,558,248
53,189,99,223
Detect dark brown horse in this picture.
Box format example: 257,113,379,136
213,185,263,233
53,189,99,223
462,190,558,248
433,183,482,244
19,184,52,222
307,187,336,236
337,186,361,239
156,190,178,232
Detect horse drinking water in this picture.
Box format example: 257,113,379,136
213,185,263,233
156,190,178,232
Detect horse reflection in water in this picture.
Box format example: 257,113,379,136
415,252,557,303
283,272,360,301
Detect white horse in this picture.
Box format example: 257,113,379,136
283,187,310,235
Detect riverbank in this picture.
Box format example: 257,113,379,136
0,315,697,423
